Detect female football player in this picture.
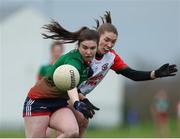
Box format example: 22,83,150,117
23,21,99,138
73,11,178,137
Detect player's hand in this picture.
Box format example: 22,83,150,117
81,98,100,115
155,63,177,78
74,101,93,119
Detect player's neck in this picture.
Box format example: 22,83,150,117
95,52,104,60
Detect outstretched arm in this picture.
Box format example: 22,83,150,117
116,63,177,81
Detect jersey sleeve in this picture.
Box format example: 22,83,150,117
110,50,128,71
37,66,43,80
37,65,48,80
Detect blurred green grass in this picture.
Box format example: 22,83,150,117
0,119,179,138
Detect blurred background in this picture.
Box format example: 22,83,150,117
0,0,179,137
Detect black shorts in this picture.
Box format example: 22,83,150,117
23,97,68,117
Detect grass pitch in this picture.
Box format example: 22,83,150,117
0,119,179,138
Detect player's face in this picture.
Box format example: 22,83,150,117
98,31,117,54
79,40,97,63
51,45,64,60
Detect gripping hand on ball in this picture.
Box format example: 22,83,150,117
74,101,93,119
155,63,177,78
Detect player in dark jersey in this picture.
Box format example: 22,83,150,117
72,11,178,137
23,21,99,138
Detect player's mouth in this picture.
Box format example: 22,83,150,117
104,47,111,52
85,56,93,60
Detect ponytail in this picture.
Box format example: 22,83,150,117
94,11,112,30
94,11,118,36
42,20,99,45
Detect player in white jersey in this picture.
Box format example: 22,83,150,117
78,11,177,96
72,11,178,137
78,49,127,95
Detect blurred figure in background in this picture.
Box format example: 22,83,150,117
127,107,139,128
176,100,180,136
37,41,64,137
37,41,64,80
150,89,169,137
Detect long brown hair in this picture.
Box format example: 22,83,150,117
42,20,99,45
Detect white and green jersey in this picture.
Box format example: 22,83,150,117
78,49,128,95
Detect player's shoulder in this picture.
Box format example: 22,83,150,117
109,49,125,63
65,49,81,58
109,49,117,54
40,64,51,70
109,49,120,57
67,49,84,63
64,50,83,67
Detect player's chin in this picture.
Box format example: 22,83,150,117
84,57,93,63
100,48,108,54
104,50,109,53
101,50,108,54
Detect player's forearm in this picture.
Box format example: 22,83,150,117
117,63,177,81
116,67,152,81
67,87,79,104
79,93,86,100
